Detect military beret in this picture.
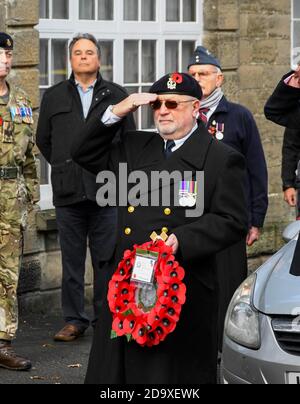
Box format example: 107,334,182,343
0,33,13,50
149,72,202,100
187,46,221,69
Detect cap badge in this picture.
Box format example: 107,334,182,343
167,73,183,90
6,39,11,47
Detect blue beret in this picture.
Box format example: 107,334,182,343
188,46,221,69
149,72,202,100
0,33,13,50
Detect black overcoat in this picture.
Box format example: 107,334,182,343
72,119,248,384
264,71,300,130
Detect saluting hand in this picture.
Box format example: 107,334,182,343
112,93,158,118
288,66,300,88
166,234,179,254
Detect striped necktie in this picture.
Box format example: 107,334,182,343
199,107,210,125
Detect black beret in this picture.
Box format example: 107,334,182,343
0,33,13,50
149,72,202,100
187,46,221,69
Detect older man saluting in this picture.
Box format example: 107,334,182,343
72,73,248,384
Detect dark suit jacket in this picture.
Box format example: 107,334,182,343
204,96,268,228
36,73,135,207
72,119,248,384
265,71,300,129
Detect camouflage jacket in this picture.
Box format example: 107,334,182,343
0,83,39,205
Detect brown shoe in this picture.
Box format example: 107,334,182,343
54,324,85,342
0,343,31,371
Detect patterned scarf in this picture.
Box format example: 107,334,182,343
200,87,224,111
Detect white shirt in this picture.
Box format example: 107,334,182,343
101,105,122,126
163,123,199,152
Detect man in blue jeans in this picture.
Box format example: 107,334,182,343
36,33,135,341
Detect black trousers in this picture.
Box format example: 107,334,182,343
56,200,117,330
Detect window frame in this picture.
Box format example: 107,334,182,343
40,0,70,20
123,0,157,22
166,0,197,22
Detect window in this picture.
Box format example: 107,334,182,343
37,0,203,207
165,41,196,72
124,0,156,21
98,41,114,82
39,39,69,101
79,0,114,20
40,0,69,19
124,40,156,129
292,0,300,67
166,0,196,22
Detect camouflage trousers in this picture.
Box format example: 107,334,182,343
0,181,26,341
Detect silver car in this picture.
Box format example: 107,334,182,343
221,221,300,384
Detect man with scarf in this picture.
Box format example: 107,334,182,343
188,46,268,351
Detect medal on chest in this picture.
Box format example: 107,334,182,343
208,120,225,140
179,181,197,207
215,122,225,140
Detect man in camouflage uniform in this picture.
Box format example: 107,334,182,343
0,32,38,371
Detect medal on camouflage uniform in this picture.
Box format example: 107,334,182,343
26,107,33,124
22,107,29,123
179,181,197,207
20,107,26,118
10,106,16,121
19,106,33,124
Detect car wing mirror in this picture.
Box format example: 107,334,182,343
282,221,300,243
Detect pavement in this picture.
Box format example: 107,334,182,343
0,310,222,385
0,310,93,384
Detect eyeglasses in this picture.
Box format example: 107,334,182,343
150,99,195,110
191,71,219,79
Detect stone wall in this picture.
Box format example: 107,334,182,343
204,0,294,271
1,0,295,311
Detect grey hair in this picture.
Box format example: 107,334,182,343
69,33,101,59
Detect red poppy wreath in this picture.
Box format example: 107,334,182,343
108,239,186,347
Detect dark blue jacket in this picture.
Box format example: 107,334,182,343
203,96,268,228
